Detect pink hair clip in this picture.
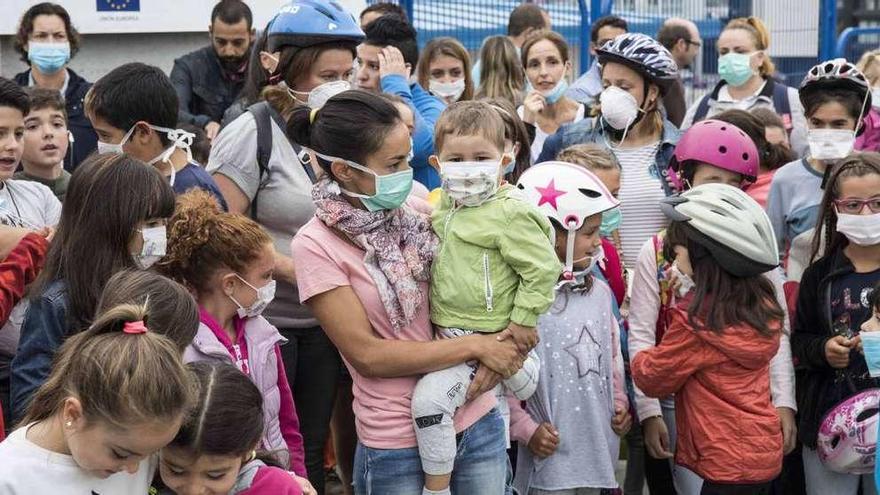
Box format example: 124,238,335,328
123,320,148,335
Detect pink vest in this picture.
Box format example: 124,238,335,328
183,317,289,467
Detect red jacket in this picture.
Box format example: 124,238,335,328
631,305,782,484
599,238,626,307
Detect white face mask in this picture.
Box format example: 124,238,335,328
600,86,640,130
872,87,880,110
429,78,466,101
98,124,194,186
440,160,503,207
294,80,351,109
229,274,277,318
134,225,166,270
836,212,880,246
96,124,137,155
807,128,856,161
669,262,696,297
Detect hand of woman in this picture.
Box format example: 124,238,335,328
473,332,524,378
522,92,545,124
378,46,410,79
466,364,504,400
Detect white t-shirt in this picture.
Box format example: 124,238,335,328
613,142,668,267
0,425,157,494
0,180,61,228
517,104,587,163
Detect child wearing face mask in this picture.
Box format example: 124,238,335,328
9,153,175,423
414,101,560,495
417,37,474,105
633,184,786,495
157,189,306,477
791,153,880,495
767,59,871,282
156,362,312,495
508,162,630,495
0,301,195,494
629,120,796,494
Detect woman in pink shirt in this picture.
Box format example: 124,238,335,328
290,90,523,494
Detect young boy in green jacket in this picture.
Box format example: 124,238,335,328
412,101,561,495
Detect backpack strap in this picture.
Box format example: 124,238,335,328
246,102,317,219
770,80,793,131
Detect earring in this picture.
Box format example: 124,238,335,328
65,421,73,428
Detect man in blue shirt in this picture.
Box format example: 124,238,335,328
355,15,444,189
566,15,628,105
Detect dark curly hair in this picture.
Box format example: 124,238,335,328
15,3,80,64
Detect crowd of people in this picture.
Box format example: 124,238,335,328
0,1,878,494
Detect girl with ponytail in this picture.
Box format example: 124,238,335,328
158,189,306,476
0,301,195,494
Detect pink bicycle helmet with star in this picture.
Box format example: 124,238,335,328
667,119,759,190
817,388,880,474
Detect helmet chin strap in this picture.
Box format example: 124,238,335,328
561,224,577,282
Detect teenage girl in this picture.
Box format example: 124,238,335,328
0,302,195,494
791,153,880,495
10,152,175,421
158,361,313,495
633,183,785,495
510,162,630,495
158,190,306,475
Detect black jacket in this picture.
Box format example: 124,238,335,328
791,247,878,448
170,46,246,128
14,68,97,172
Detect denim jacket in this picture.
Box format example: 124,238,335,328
537,117,682,197
170,46,246,128
10,280,68,422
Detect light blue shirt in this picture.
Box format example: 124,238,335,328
565,61,603,104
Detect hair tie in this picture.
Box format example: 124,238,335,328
123,320,148,335
310,107,319,124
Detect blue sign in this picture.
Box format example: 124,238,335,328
96,0,140,11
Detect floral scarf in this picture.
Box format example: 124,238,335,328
312,178,437,331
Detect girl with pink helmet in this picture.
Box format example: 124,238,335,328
628,116,797,493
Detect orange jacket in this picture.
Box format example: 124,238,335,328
631,306,782,484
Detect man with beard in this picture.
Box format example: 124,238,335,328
171,0,254,141
657,18,701,128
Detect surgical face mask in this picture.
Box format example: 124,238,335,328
573,244,604,274
807,128,856,161
599,207,622,237
133,225,166,270
290,80,351,108
316,152,413,212
718,52,757,88
669,262,695,297
440,160,502,207
529,78,570,104
96,124,137,156
28,41,70,74
229,274,277,318
429,78,466,102
600,86,640,131
836,212,880,246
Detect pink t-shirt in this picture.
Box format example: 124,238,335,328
744,170,776,210
291,207,496,449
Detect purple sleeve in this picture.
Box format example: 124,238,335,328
275,345,307,476
244,466,304,495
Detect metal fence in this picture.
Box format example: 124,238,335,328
836,27,880,63
370,0,839,105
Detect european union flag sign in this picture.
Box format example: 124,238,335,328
97,0,140,11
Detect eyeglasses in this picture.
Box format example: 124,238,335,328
685,40,702,48
833,197,880,214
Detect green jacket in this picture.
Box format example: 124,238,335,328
430,184,561,331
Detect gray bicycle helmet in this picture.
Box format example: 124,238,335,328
661,183,779,277
800,58,871,109
597,33,679,94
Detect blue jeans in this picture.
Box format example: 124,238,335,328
353,408,508,494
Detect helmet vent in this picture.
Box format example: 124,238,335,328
718,145,727,154
856,407,879,422
742,153,750,161
578,188,602,198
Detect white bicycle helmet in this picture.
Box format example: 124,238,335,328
661,183,779,277
517,161,619,281
800,58,871,109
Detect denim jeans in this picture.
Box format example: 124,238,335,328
279,326,342,494
353,408,508,494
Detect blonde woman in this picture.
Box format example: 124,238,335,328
475,35,526,107
417,37,474,104
682,16,808,156
855,49,880,152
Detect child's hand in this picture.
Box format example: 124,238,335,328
642,416,673,459
498,322,538,354
611,407,632,436
293,474,316,495
777,407,797,455
527,422,559,458
825,335,853,368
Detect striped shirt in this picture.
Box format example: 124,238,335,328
614,142,668,267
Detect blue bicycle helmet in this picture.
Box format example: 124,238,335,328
267,0,365,53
